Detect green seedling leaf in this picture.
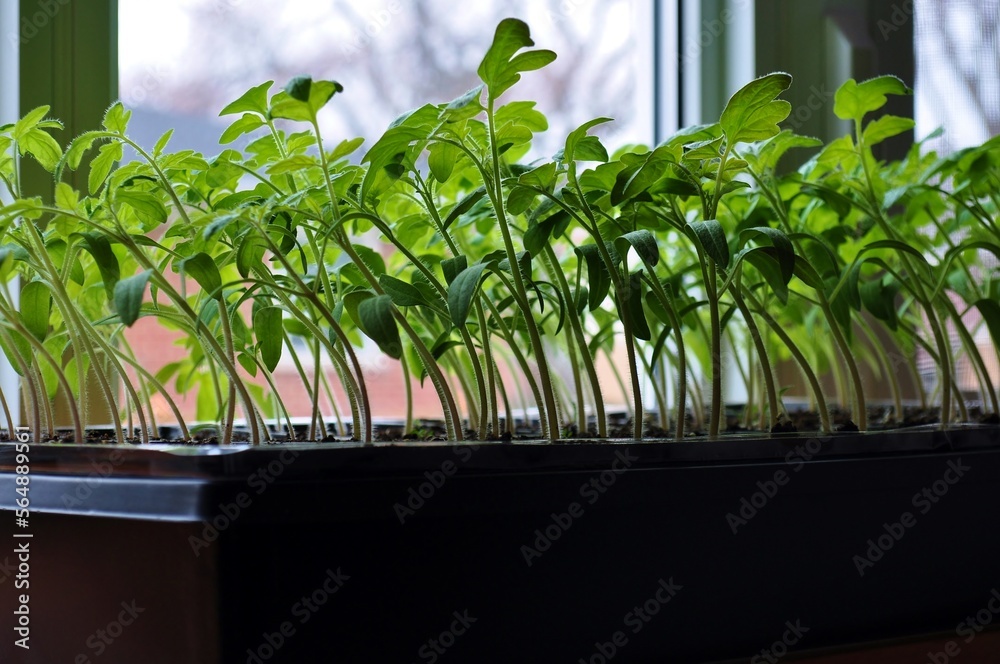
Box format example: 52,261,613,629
180,252,223,299
478,18,557,101
574,243,613,310
860,275,901,330
428,141,461,182
687,220,730,268
442,85,484,122
237,352,258,377
253,306,283,372
18,129,62,172
0,321,32,376
862,114,914,147
611,146,675,205
974,299,1000,352
117,191,168,225
448,262,490,327
441,256,468,286
739,226,795,284
114,270,152,327
380,274,428,307
102,102,131,134
443,187,488,231
89,141,123,194
834,76,912,122
20,281,51,341
358,294,403,359
615,230,660,268
720,73,792,145
742,248,790,305
562,117,613,163
13,106,51,139
236,235,268,279
74,232,121,301
153,129,174,156
270,78,344,123
625,271,651,341
220,81,274,117
220,114,266,144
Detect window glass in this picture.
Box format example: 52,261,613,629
119,0,653,158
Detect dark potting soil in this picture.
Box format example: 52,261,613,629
9,403,998,445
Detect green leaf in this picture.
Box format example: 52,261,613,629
615,230,660,268
220,114,266,144
448,262,490,327
862,114,914,147
441,256,468,286
742,249,790,305
237,352,258,377
833,76,912,122
625,271,651,340
180,253,223,299
428,141,461,182
153,129,174,156
358,294,402,359
441,85,484,122
117,191,168,225
236,235,267,279
444,187,488,231
687,220,730,268
114,270,152,327
253,306,283,372
102,102,131,134
860,276,900,330
574,243,613,310
54,182,79,210
0,325,31,376
719,73,792,145
18,129,62,172
220,81,274,117
477,18,557,101
20,281,51,341
74,232,121,301
738,226,794,284
89,141,122,194
379,274,428,307
62,132,101,171
13,106,52,139
270,78,344,123
563,117,613,162
974,299,1000,352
